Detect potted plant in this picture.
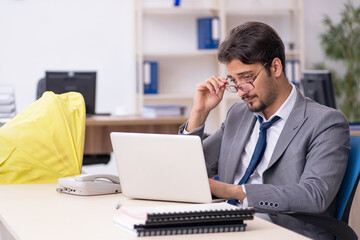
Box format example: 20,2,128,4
320,2,360,121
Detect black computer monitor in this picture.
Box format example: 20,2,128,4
37,71,96,115
301,70,336,109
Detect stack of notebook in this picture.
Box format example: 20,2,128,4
113,202,254,237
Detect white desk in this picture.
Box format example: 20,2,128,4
0,184,310,240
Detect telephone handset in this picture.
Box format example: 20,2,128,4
57,173,121,196
74,174,120,184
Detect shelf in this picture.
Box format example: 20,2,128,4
140,7,220,15
141,49,302,61
226,8,298,15
143,93,241,103
285,49,302,57
142,49,218,58
135,0,304,133
143,93,194,100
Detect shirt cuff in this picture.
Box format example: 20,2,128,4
182,123,190,134
182,122,204,135
237,185,248,207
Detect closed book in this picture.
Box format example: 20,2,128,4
114,202,254,236
0,95,15,105
134,223,247,237
350,123,360,131
143,61,158,94
142,105,184,118
197,17,220,49
0,112,15,118
0,104,15,113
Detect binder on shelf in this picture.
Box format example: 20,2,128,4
173,0,181,7
350,122,360,131
0,94,15,105
0,85,16,119
142,105,185,118
0,104,15,113
114,202,254,237
143,61,158,94
285,59,301,87
197,17,220,49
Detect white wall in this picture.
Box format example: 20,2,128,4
0,0,136,114
0,0,358,114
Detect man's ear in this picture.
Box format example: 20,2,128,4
271,58,283,78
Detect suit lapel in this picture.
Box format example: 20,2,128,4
224,109,256,183
267,88,308,170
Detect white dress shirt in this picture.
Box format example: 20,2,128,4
235,84,297,187
236,84,297,221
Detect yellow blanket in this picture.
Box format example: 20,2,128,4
0,91,85,184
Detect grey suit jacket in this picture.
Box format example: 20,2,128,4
180,88,350,240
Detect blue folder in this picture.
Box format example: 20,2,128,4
285,59,301,87
143,61,158,94
197,17,220,49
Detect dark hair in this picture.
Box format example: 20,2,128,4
217,22,285,75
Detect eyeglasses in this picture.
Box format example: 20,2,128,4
225,63,267,93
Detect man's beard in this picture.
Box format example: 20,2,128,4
243,94,268,113
242,79,278,113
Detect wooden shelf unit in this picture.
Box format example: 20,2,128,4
135,0,304,133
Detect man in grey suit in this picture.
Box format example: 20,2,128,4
180,22,350,240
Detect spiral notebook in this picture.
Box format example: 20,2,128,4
114,202,254,237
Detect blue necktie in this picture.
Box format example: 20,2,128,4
227,115,281,205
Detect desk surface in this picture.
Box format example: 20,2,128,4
0,184,309,240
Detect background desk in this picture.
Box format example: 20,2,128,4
84,115,188,155
0,184,310,240
85,118,360,155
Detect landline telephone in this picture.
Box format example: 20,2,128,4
57,173,121,196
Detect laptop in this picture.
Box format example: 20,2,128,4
110,132,214,203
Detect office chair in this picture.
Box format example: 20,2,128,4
266,135,360,240
36,73,107,165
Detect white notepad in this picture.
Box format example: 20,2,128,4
113,202,254,237
118,202,239,221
